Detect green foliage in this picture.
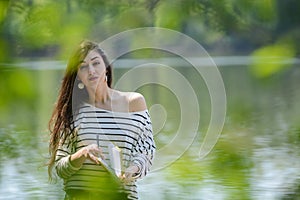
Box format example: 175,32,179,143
57,10,93,59
19,3,63,48
116,7,152,28
0,39,8,62
0,0,298,61
155,0,185,29
250,43,295,78
233,0,277,25
254,0,277,23
0,0,9,24
0,68,37,129
8,70,35,99
0,0,10,61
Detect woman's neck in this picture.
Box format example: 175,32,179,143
87,84,112,105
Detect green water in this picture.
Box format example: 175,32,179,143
0,60,299,199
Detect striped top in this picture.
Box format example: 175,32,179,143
55,103,156,200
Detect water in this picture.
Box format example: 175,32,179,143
0,58,299,199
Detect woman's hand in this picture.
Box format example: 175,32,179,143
120,165,140,183
83,144,105,164
70,144,104,168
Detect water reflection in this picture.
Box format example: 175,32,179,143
0,59,299,199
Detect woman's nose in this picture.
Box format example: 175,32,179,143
88,65,95,75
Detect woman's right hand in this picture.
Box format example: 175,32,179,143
70,144,104,168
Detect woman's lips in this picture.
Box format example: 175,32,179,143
89,76,98,81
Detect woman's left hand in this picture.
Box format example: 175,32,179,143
120,165,139,183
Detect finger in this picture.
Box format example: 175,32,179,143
91,145,106,160
87,144,97,151
87,145,101,158
96,149,106,160
88,153,100,165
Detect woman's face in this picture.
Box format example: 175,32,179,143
77,50,107,90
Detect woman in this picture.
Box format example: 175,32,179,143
48,40,156,200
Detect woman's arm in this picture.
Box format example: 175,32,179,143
55,131,104,179
55,133,81,179
122,93,156,181
130,115,156,179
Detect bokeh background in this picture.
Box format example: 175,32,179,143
0,0,299,199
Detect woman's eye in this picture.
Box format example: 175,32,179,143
79,65,88,70
93,61,100,66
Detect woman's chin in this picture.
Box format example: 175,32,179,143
88,82,104,91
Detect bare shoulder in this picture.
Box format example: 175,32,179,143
126,92,147,112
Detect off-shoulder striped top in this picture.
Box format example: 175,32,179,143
55,103,156,200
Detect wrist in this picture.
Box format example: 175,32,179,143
68,155,81,170
69,149,86,168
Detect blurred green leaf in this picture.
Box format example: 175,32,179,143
19,3,63,48
254,0,277,22
250,43,295,78
155,0,185,29
8,70,35,100
0,0,9,23
57,11,93,59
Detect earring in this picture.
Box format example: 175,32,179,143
78,82,84,89
105,76,108,82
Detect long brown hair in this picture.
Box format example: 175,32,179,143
48,40,113,179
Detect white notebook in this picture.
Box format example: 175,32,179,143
98,143,122,178
108,143,122,177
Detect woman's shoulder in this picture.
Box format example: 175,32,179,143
121,91,147,112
